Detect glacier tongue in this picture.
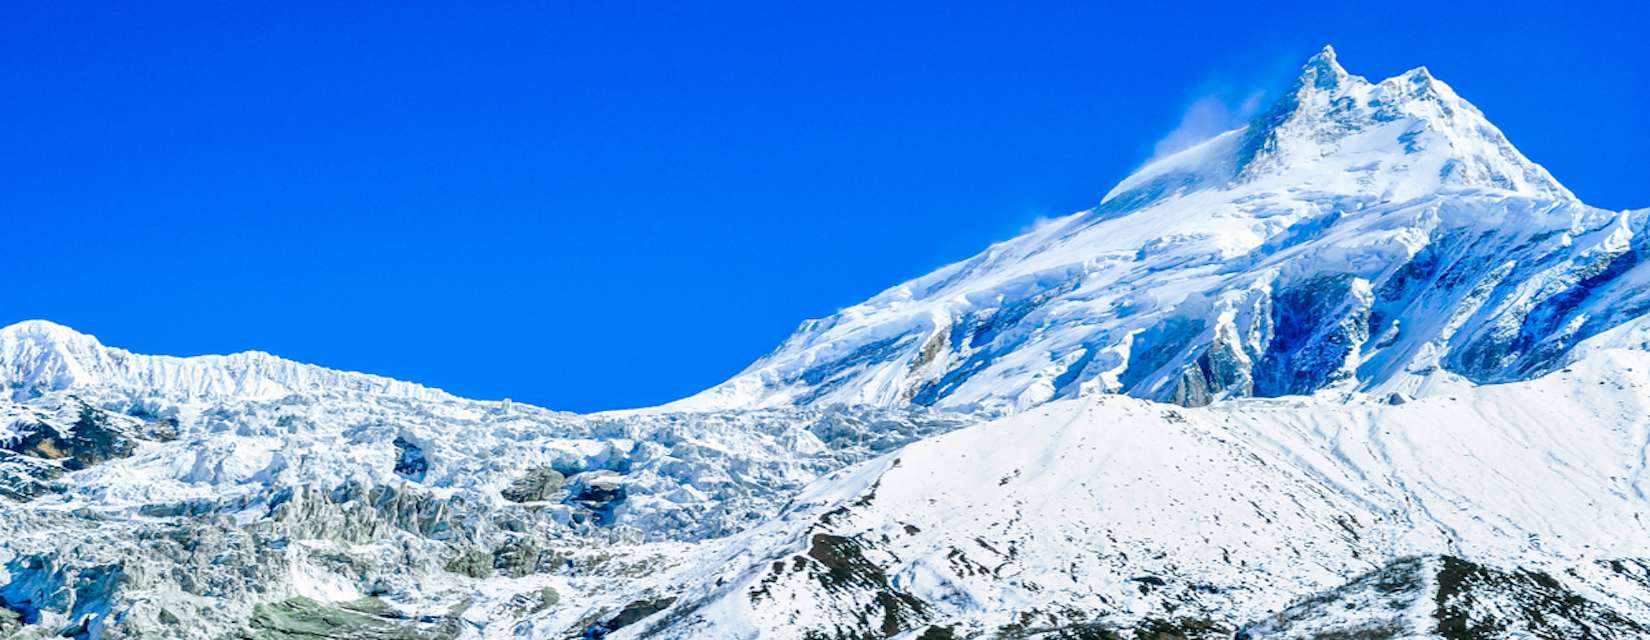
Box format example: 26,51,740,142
677,48,1641,416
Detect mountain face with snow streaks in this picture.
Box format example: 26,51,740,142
678,46,1646,416
5,46,1650,639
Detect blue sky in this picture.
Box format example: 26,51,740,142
4,2,1646,411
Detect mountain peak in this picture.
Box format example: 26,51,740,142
1298,44,1351,91
0,320,107,400
2,319,98,342
685,49,1616,416
1098,47,1576,209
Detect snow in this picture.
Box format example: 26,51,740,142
4,45,1650,639
1,319,451,403
645,349,1650,637
0,321,978,638
674,47,1624,417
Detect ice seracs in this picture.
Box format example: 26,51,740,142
0,320,977,638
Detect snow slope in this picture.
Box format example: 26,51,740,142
636,349,1650,638
677,46,1647,416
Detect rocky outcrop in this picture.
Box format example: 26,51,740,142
0,404,140,502
1243,555,1650,639
392,436,427,483
565,471,626,526
500,467,564,503
580,596,679,640
2,405,136,472
245,596,461,640
442,550,494,579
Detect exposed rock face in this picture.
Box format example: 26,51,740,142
499,466,564,503
442,551,493,579
3,405,137,471
491,537,552,578
8,408,134,471
581,596,679,639
1243,555,1650,639
1,402,141,502
566,471,627,526
392,436,428,483
245,596,460,639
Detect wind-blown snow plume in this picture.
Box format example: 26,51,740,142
1150,90,1267,161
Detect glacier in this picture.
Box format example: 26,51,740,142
5,45,1650,639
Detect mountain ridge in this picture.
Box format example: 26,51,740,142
0,319,454,404
674,47,1646,416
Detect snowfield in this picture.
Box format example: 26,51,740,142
639,349,1650,638
5,46,1650,639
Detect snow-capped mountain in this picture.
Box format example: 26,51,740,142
1,319,448,403
5,46,1650,640
678,45,1648,415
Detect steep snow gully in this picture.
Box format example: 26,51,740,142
6,46,1650,639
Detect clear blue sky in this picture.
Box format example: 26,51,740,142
4,2,1646,411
